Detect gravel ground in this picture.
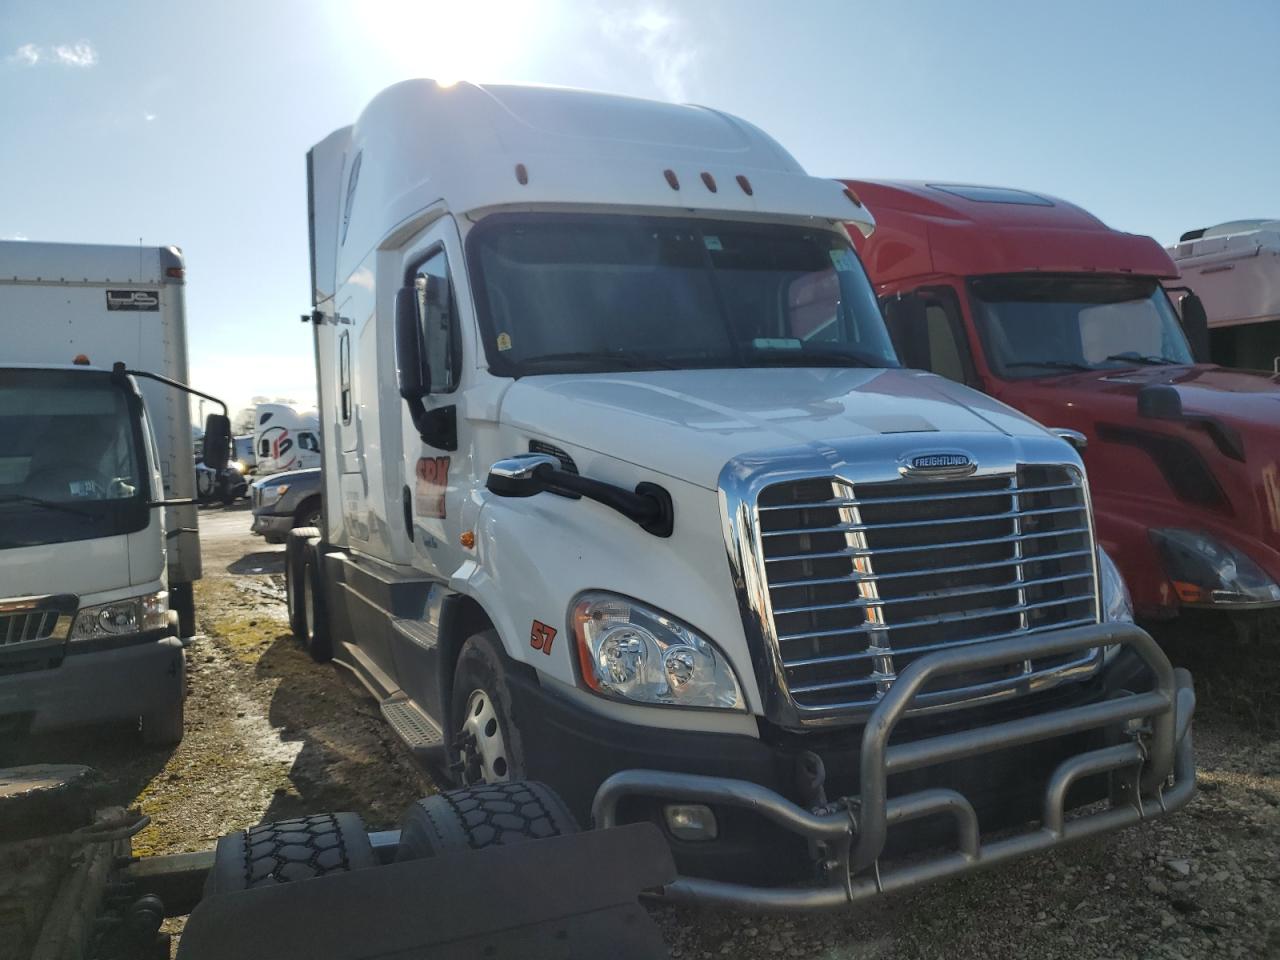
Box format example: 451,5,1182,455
12,502,1280,958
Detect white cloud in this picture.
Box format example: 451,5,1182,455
189,350,318,424
3,233,30,241
10,43,40,66
145,113,157,122
8,40,97,68
52,41,97,67
599,4,698,102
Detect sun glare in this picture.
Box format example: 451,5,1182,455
353,0,547,87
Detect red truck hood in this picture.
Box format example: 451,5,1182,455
1009,364,1280,431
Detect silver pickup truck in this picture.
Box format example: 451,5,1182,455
249,468,321,544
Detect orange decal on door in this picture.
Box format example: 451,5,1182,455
414,456,451,519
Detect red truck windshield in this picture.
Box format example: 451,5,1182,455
970,276,1193,378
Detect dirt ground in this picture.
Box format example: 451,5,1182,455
11,501,1280,959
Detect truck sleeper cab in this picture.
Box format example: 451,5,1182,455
846,179,1280,624
292,81,1194,908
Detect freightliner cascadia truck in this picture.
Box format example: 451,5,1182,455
845,180,1280,632
0,240,231,743
289,81,1194,908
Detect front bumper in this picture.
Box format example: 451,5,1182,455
250,513,293,539
0,633,185,735
589,621,1195,910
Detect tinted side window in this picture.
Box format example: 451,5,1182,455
415,251,461,394
883,288,976,385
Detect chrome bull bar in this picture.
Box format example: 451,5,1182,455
592,622,1196,911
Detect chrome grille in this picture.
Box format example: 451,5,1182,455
757,466,1099,714
0,610,61,647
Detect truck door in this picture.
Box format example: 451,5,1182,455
399,240,469,579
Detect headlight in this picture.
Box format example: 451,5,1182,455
230,460,246,474
571,592,745,710
1098,546,1133,624
257,482,289,501
70,591,169,641
1150,528,1280,606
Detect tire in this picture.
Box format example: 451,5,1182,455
294,498,322,531
285,527,318,639
394,781,579,862
301,552,333,663
449,632,526,785
170,582,196,639
205,812,377,895
141,692,184,747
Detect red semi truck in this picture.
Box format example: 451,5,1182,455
844,180,1280,626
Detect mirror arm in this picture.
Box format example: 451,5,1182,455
111,363,228,416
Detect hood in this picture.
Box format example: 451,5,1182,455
500,368,1053,488
1009,364,1280,432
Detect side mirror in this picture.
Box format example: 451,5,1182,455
394,284,428,400
486,454,558,498
202,413,231,471
882,293,930,370
1178,292,1211,364
1049,427,1087,453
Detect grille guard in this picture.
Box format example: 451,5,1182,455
591,621,1195,911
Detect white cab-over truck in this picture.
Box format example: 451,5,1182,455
293,80,1196,908
0,241,231,744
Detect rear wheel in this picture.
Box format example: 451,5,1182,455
394,781,578,861
170,582,196,639
141,693,184,747
449,632,525,785
285,527,318,639
301,552,333,663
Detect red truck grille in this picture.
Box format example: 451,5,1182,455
756,466,1100,714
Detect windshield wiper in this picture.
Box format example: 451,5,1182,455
748,349,880,369
1104,352,1179,366
519,351,678,372
0,494,97,518
1004,360,1093,373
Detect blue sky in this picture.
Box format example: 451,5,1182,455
3,0,1276,415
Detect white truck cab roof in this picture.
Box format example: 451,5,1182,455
310,79,874,305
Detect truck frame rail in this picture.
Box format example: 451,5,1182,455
592,622,1195,910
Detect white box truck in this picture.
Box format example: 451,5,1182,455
0,241,230,744
1167,219,1280,370
291,80,1195,908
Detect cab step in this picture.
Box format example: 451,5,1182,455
379,696,446,765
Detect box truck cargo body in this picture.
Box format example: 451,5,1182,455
1167,220,1280,371
0,241,228,742
290,81,1194,908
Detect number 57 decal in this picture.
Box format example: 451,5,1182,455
530,620,557,655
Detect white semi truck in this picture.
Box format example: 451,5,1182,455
253,402,322,475
0,241,230,743
292,80,1196,908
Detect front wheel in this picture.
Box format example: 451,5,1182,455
450,632,526,785
141,693,184,747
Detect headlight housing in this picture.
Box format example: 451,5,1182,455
572,592,745,710
1097,546,1133,624
70,591,169,641
1150,528,1280,607
256,482,289,502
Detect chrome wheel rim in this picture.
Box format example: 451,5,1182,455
462,688,510,782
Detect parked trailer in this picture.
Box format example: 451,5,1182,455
1167,219,1280,371
291,80,1194,909
845,180,1280,626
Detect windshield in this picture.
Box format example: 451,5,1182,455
970,275,1194,378
0,369,150,550
467,214,900,375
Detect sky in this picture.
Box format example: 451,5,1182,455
3,0,1277,416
